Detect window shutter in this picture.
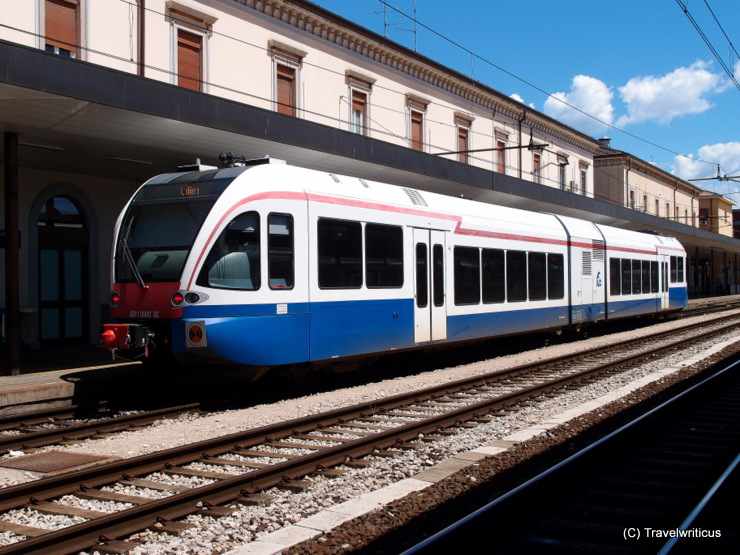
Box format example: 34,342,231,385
411,111,423,151
457,127,468,163
497,140,506,173
352,90,366,112
177,30,202,91
46,0,77,53
276,65,296,116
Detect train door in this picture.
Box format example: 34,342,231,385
569,238,606,323
413,228,447,343
658,251,670,309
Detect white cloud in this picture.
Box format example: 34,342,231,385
510,93,535,109
543,75,614,136
616,61,724,127
674,142,740,194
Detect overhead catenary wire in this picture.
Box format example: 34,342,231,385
376,0,727,172
675,0,740,93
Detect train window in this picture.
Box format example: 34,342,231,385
318,218,363,289
433,244,445,307
651,261,659,293
366,224,403,288
662,262,668,292
632,260,642,295
610,258,621,296
548,253,565,299
670,256,684,283
268,214,294,290
482,248,505,304
454,246,480,305
506,250,527,302
621,259,632,295
528,252,547,301
416,243,428,308
642,260,651,293
198,211,261,290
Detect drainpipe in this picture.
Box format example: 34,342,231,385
4,133,20,375
138,0,145,77
674,179,678,222
517,110,526,179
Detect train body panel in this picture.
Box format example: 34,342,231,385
103,159,689,369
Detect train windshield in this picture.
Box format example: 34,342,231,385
114,174,233,283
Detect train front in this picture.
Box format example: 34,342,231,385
101,164,236,365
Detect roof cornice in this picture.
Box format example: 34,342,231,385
594,151,702,196
229,0,600,153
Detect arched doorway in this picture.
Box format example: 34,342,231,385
38,195,89,343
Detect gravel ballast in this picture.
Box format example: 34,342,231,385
0,311,738,554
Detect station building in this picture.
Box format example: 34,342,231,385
2,0,739,367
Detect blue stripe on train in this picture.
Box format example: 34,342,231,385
171,287,688,365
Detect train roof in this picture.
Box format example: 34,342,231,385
147,159,685,253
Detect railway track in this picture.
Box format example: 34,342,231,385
0,313,739,554
0,404,201,456
404,353,740,554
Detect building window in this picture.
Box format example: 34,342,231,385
457,126,469,163
168,2,216,92
410,111,424,151
350,90,367,134
270,41,306,118
559,163,567,190
655,199,660,216
630,190,635,209
580,164,588,195
45,0,78,57
643,195,648,212
496,133,508,174
276,64,297,116
455,115,473,164
532,153,542,184
177,29,202,91
346,71,375,136
407,95,429,152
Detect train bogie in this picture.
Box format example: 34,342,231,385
102,158,688,370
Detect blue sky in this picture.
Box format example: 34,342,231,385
309,0,740,195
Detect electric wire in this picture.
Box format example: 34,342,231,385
375,0,725,171
675,0,740,93
2,1,729,203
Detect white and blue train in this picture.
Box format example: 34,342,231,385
102,157,688,372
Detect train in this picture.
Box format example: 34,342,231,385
101,156,688,376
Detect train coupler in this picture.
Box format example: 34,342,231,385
100,323,153,360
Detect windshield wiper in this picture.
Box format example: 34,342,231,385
120,237,148,290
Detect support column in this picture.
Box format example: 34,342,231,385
4,132,20,375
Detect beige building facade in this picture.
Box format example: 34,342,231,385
1,0,603,192
594,140,702,229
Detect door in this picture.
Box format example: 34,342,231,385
413,228,447,343
658,252,670,310
38,196,88,343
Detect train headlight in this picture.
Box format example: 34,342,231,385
111,290,120,306
185,292,200,304
171,290,208,306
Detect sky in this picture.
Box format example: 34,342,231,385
308,0,740,196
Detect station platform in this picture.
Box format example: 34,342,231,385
1,295,739,416
0,345,142,416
